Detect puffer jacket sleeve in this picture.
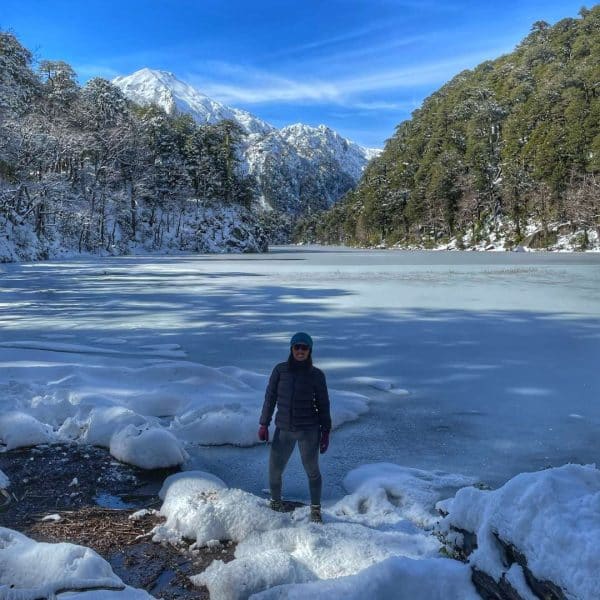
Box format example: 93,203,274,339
260,365,280,426
314,368,332,431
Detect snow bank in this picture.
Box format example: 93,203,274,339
159,470,227,500
0,198,268,263
0,528,141,599
437,463,600,599
154,482,289,546
169,406,260,446
193,519,440,599
0,470,9,489
0,348,372,468
0,411,54,451
152,463,478,599
250,555,479,600
78,407,151,447
156,462,598,599
109,424,188,469
335,463,478,528
328,390,370,425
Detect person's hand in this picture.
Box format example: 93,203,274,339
320,430,330,454
258,425,269,442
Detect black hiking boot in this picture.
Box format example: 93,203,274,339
269,499,284,512
310,504,323,524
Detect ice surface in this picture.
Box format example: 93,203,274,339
1,247,599,597
2,247,599,489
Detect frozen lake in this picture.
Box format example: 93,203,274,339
2,247,600,501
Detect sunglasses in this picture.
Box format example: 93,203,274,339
292,344,310,351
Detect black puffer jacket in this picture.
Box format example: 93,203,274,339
260,358,331,431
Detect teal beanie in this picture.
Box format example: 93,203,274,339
290,332,313,349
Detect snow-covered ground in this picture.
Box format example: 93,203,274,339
1,246,599,598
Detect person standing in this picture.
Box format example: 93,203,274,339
258,332,331,523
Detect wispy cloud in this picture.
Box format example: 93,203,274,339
267,20,391,59
191,78,341,104
187,49,506,107
267,33,439,74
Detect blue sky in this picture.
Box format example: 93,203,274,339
2,0,588,147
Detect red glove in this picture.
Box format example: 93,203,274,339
258,425,269,442
320,430,330,454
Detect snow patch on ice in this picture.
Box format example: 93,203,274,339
0,347,372,468
336,463,478,529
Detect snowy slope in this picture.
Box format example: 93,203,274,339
280,123,374,182
113,69,380,215
112,68,274,135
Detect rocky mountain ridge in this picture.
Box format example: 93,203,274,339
113,68,380,215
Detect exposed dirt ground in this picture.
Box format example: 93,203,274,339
0,444,236,599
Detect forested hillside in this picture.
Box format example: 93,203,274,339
0,32,266,261
300,7,600,250
113,69,375,221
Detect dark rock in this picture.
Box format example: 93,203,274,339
439,522,569,600
496,533,567,600
472,568,523,600
521,230,558,249
446,525,479,561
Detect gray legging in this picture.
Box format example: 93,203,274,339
269,427,322,506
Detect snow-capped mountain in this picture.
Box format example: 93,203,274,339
112,68,274,136
280,123,374,182
113,69,380,215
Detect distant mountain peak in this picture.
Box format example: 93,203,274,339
113,68,273,135
114,68,380,215
123,67,177,81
